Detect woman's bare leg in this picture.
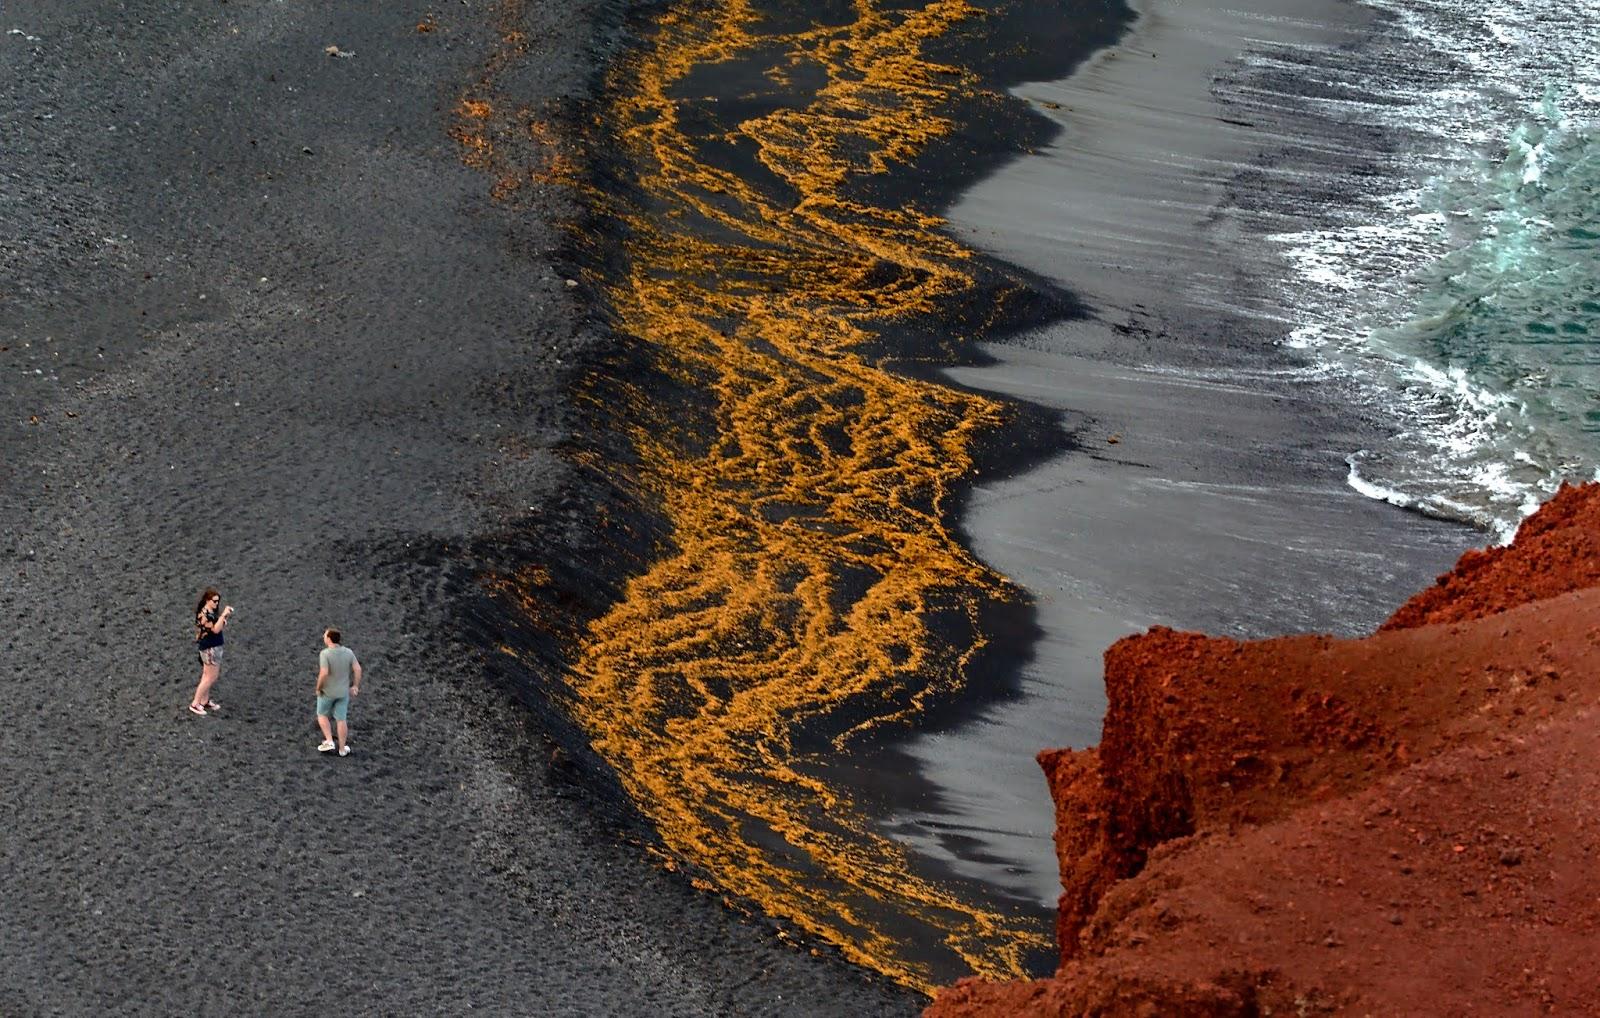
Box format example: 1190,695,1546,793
192,663,219,709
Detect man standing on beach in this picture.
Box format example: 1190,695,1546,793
315,628,361,757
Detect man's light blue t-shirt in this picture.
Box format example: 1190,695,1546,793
319,645,357,698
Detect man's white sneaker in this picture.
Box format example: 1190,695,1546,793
317,739,336,753
338,745,352,757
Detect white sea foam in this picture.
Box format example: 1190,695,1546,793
1345,453,1416,509
1211,0,1600,533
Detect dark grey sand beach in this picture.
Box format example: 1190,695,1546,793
0,2,913,1014
2,0,1516,1005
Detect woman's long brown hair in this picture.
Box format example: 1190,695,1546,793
194,587,220,620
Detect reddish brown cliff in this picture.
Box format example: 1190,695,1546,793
929,483,1600,1017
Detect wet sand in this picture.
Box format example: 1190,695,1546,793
884,0,1478,907
0,2,912,1014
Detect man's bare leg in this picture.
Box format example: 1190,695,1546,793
317,715,334,743
336,719,349,752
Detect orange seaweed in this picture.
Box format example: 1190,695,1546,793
455,0,1048,992
568,0,1046,991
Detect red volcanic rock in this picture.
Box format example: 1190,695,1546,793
1384,481,1600,630
929,483,1600,1017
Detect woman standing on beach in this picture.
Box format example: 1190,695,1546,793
190,588,232,716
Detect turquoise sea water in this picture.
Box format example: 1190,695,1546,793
1346,94,1600,530
1244,0,1600,535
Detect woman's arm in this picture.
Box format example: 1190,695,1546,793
201,607,232,633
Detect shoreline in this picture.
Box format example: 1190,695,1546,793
885,0,1479,909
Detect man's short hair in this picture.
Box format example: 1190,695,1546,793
326,628,342,644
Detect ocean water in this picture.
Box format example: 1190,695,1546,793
1214,0,1600,536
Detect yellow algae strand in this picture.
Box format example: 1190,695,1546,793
452,0,1051,991
561,0,1051,991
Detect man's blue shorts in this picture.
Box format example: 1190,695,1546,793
316,694,350,722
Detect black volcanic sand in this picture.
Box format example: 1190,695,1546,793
0,2,915,1014
554,0,1140,987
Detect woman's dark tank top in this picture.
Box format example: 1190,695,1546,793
196,608,224,650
